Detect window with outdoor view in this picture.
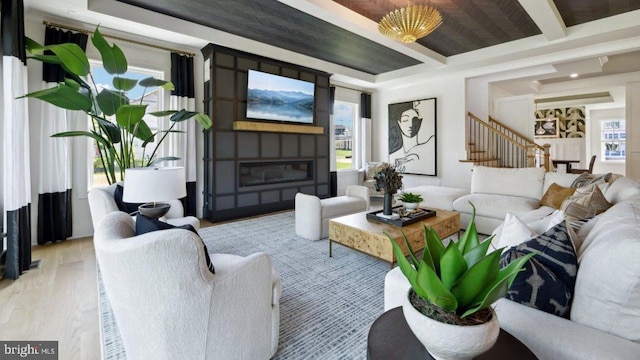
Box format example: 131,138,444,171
601,120,626,161
334,101,358,170
88,63,164,187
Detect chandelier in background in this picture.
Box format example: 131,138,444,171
378,1,443,43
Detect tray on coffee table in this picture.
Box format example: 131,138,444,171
366,206,436,227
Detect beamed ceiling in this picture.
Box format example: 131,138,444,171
112,0,640,76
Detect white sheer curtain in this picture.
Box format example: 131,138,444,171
36,27,87,244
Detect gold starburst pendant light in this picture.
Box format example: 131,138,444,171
378,1,443,43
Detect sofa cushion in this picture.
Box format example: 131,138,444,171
570,172,613,188
561,184,612,221
542,172,580,194
571,201,640,342
540,183,576,209
491,207,559,248
402,185,469,211
500,221,577,317
471,165,546,199
604,176,640,204
492,212,539,252
452,193,540,221
136,214,214,274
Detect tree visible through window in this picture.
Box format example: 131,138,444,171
601,120,625,161
89,63,164,187
334,101,357,170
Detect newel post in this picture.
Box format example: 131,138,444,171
543,144,551,172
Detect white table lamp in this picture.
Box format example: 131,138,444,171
123,166,186,218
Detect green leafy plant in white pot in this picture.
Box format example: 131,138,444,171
387,203,534,360
397,192,423,210
20,26,212,184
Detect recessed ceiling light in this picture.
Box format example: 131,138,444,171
570,73,579,78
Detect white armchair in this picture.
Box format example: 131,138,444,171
94,211,281,360
88,184,199,232
295,185,369,240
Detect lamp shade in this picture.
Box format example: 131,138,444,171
123,166,186,203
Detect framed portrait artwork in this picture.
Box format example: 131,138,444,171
534,118,559,138
388,98,437,176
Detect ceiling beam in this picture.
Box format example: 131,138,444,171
518,0,566,41
277,0,447,67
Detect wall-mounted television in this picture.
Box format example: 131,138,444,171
246,70,315,124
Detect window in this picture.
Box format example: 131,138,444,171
333,101,358,170
601,120,626,161
88,63,164,187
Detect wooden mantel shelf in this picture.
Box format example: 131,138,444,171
233,121,324,135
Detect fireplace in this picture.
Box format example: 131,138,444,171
239,161,313,187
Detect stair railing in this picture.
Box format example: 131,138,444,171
466,112,551,171
489,116,551,171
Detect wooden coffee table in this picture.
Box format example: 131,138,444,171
328,208,460,267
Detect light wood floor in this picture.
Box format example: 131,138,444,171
0,237,101,359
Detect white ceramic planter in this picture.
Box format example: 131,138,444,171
402,291,499,360
402,201,419,210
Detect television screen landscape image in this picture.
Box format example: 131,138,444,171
246,70,315,124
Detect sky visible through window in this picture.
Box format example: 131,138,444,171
91,66,154,100
334,102,353,129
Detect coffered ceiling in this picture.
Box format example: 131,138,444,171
24,0,640,87
110,0,640,76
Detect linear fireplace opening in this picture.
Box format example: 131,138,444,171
239,161,313,187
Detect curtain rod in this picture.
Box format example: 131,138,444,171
331,83,372,95
42,21,195,57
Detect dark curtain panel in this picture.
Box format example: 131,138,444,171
43,26,88,82
361,93,372,119
1,0,26,64
329,86,336,114
2,0,32,279
170,53,197,216
37,27,88,245
171,52,195,98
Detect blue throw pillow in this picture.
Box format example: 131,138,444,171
135,214,214,274
114,184,143,214
500,221,577,317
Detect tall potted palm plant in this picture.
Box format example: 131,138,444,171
20,26,212,184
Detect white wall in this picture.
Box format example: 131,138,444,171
374,75,474,190
625,82,640,180
23,17,204,241
492,95,535,138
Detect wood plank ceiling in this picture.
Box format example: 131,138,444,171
116,0,640,75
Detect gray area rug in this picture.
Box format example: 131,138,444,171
99,211,390,359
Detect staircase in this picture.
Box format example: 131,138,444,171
462,112,551,171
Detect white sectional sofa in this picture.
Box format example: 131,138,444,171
406,166,580,235
387,170,640,359
493,176,640,360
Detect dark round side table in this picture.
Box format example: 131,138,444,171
367,307,538,360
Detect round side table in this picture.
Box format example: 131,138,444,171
367,307,537,360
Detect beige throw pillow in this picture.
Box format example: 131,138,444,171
561,184,612,221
